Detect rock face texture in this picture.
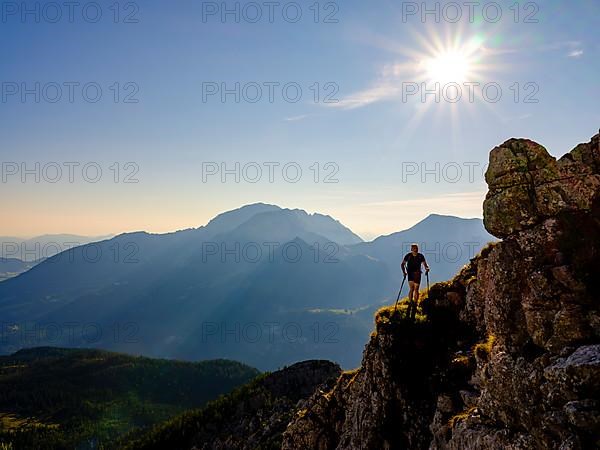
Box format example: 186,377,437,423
282,132,600,450
483,136,600,238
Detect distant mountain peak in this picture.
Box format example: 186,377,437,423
205,203,282,235
421,212,480,222
407,213,483,232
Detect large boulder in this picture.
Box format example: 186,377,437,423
483,134,600,238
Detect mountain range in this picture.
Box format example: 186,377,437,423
0,204,494,369
0,234,111,262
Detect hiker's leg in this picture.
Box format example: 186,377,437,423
407,281,416,316
407,282,412,302
411,283,420,318
409,272,422,319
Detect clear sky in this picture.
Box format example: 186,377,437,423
2,0,599,240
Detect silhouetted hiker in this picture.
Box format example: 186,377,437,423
401,243,430,320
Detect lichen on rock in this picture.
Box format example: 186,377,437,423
483,134,600,238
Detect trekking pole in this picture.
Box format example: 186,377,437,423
426,271,430,296
393,274,407,313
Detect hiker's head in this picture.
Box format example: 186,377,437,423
411,243,418,253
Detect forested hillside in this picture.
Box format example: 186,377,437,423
0,347,259,449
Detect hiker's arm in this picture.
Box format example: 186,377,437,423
401,258,407,275
423,258,430,273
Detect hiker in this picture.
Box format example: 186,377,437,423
401,243,430,319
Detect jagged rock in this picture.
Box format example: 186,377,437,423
563,399,600,431
282,132,600,450
459,390,478,408
544,345,600,396
483,134,600,238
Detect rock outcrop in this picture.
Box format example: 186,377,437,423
282,132,600,449
483,135,600,238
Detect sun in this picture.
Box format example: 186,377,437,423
423,50,472,84
413,34,485,85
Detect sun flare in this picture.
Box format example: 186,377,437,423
423,50,472,84
414,34,485,85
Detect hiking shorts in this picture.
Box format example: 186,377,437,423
408,271,422,284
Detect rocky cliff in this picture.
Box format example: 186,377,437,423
282,132,600,449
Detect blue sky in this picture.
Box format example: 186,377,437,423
1,0,599,239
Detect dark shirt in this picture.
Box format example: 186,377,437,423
403,252,425,273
